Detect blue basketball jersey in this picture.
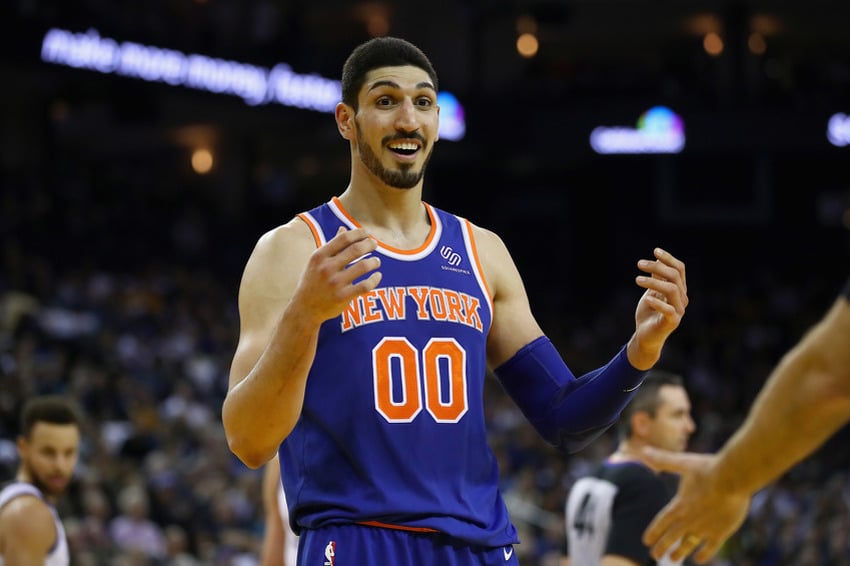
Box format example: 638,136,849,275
279,197,518,549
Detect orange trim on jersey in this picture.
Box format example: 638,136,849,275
331,196,438,256
463,218,493,301
297,213,323,247
356,520,440,533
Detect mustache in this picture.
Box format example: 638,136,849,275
383,131,427,145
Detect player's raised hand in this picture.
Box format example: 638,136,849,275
641,447,750,564
292,226,382,324
631,247,688,363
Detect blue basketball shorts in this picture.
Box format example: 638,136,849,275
297,523,520,566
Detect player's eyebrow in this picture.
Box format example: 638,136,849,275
367,80,436,93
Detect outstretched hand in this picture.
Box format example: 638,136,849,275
641,447,751,564
631,248,688,367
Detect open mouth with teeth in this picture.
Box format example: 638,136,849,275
388,142,420,156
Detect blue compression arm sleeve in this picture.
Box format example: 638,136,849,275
493,337,647,453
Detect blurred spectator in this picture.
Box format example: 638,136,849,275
108,483,167,560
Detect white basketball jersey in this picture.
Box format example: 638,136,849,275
0,482,69,566
277,481,299,565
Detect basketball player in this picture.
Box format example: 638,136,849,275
222,36,689,565
565,371,694,566
260,456,299,566
642,276,850,564
0,396,81,566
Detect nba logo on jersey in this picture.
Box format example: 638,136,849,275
323,540,336,565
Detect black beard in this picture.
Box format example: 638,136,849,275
24,464,64,500
355,121,433,189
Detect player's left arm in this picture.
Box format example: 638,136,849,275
476,225,687,452
260,457,286,566
476,224,545,366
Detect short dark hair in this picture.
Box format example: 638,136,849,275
619,370,684,438
20,396,81,438
341,36,439,109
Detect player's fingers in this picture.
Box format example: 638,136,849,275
336,237,379,268
654,247,686,284
635,276,683,310
669,534,702,563
646,248,688,303
637,254,677,282
642,274,686,313
643,502,680,548
646,293,680,319
351,271,382,296
323,226,373,257
694,538,723,565
341,255,381,284
649,524,687,562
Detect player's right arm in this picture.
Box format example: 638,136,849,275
475,224,686,452
222,222,381,468
0,495,57,566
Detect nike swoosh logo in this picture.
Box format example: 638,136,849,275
503,546,514,560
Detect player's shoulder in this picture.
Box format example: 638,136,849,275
247,217,317,266
424,204,507,253
0,491,53,528
0,493,56,556
460,220,510,266
463,218,499,242
257,216,316,251
239,217,317,296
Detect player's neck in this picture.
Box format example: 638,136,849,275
15,470,33,487
338,184,431,249
16,472,58,504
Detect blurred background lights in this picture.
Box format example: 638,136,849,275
437,92,466,141
191,148,214,174
517,33,539,58
748,32,767,55
703,32,724,56
355,3,390,37
638,106,683,134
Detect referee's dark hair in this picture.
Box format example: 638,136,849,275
618,370,684,439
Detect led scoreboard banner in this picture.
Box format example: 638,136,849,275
40,27,466,141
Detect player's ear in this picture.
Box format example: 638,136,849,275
632,411,652,438
336,102,355,140
16,435,29,457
